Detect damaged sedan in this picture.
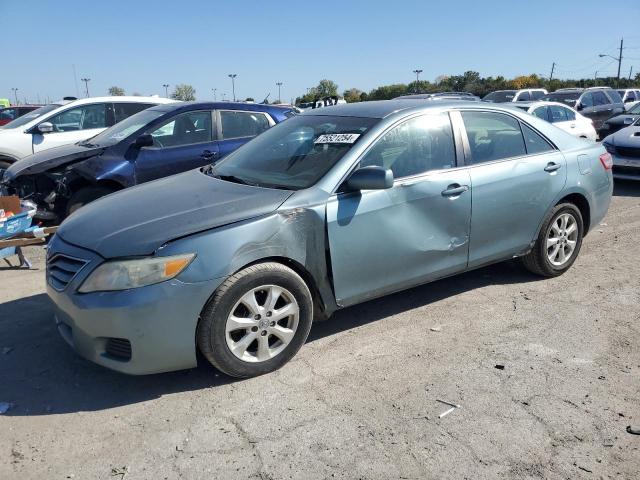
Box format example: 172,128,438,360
1,101,295,222
46,100,612,377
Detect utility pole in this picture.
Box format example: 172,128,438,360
212,88,217,101
11,88,18,105
594,71,598,85
228,74,237,101
549,62,556,81
412,69,423,93
276,82,283,103
599,38,624,88
81,78,91,97
162,84,170,98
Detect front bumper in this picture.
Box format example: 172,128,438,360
612,154,640,181
46,235,224,374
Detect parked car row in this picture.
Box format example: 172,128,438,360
0,105,42,126
1,101,296,221
43,99,613,376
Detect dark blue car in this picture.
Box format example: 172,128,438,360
1,101,295,221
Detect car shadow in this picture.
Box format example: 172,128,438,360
0,260,541,416
613,179,639,197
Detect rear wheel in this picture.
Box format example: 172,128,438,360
522,203,583,277
66,186,115,216
197,262,313,378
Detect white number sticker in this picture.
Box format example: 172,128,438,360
314,133,360,144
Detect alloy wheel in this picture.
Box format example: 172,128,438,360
546,212,578,267
225,285,299,363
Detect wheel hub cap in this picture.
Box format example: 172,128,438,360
546,212,578,267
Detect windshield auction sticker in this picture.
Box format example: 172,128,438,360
314,133,361,144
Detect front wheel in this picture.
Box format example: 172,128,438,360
197,262,313,378
522,203,584,277
66,186,115,217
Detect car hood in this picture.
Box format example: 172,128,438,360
3,143,104,181
605,125,640,147
57,168,294,258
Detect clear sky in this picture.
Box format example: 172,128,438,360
1,0,639,103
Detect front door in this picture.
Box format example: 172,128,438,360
458,110,567,268
32,103,110,154
135,110,218,184
326,113,471,307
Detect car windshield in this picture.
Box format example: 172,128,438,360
483,91,516,103
542,92,581,106
82,109,166,147
208,115,378,190
628,103,640,114
0,104,60,129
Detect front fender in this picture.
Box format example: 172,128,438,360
158,205,338,318
69,156,135,188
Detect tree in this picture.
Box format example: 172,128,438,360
108,86,125,96
343,88,363,103
316,79,338,97
245,97,255,102
171,84,196,101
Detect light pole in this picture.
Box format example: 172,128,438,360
599,38,624,87
11,88,18,105
412,69,423,93
81,78,91,97
228,74,237,101
163,84,170,97
222,93,227,101
212,88,217,101
276,82,283,103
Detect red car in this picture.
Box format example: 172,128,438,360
0,105,42,127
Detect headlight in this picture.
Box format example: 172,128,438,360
78,253,195,293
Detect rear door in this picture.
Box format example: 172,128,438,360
112,102,154,124
134,109,218,183
458,110,567,268
32,103,110,153
593,91,613,129
326,112,471,306
216,110,273,158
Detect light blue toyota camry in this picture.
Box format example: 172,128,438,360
46,100,613,378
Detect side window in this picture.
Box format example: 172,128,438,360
521,124,554,155
148,110,212,148
580,92,594,108
532,106,549,121
604,89,623,103
461,111,526,164
531,90,545,100
220,111,271,139
113,103,153,123
549,105,568,123
517,91,531,101
563,107,576,121
0,108,17,120
626,91,636,102
359,113,456,178
593,91,609,106
47,104,108,132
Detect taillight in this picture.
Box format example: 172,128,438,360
599,153,613,170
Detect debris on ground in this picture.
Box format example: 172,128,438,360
0,402,14,414
627,426,640,435
495,364,505,370
436,399,461,419
110,466,129,478
430,326,442,332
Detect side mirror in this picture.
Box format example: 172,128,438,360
345,166,394,191
134,134,154,148
37,122,53,134
576,103,584,111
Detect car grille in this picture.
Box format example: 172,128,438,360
615,147,640,158
105,338,132,361
46,254,88,291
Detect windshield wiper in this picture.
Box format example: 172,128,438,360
211,173,256,186
78,140,99,148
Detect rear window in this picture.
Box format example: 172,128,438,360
483,91,516,103
0,104,61,129
542,92,580,106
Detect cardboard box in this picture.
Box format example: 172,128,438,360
0,196,21,218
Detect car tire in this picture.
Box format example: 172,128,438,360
66,186,115,216
0,159,12,171
197,262,313,378
522,203,584,277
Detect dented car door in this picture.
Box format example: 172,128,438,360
326,113,471,307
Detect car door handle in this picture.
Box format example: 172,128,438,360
544,162,561,172
570,124,576,128
441,184,469,197
201,150,218,160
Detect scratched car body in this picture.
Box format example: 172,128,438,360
46,100,613,377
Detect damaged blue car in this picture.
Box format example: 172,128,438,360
46,100,612,377
1,101,295,222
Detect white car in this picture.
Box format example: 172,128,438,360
482,88,548,103
511,101,597,141
0,96,176,169
617,88,640,111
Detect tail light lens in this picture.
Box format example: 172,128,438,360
599,153,613,170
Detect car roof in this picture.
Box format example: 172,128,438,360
503,101,575,109
146,101,294,114
56,96,176,105
299,99,518,118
